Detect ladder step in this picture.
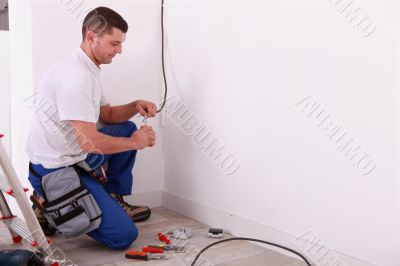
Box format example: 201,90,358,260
1,216,35,244
0,176,10,193
2,216,54,247
0,176,29,196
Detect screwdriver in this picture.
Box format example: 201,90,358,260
125,251,166,261
143,244,182,251
157,232,171,244
145,244,172,251
142,246,164,253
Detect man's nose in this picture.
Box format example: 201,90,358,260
116,45,122,54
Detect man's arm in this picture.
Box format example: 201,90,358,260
69,120,156,154
100,100,157,124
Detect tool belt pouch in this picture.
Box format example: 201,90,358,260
41,167,102,237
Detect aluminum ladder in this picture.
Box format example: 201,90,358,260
0,134,59,265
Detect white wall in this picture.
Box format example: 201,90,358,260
0,30,10,154
0,30,13,214
30,0,164,197
8,0,33,197
162,0,400,265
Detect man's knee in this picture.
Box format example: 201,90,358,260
95,221,138,250
110,226,138,250
98,121,137,138
121,121,137,137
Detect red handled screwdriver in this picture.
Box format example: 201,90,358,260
125,250,166,261
157,232,171,244
142,246,164,254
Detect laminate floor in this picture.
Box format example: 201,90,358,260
0,208,304,266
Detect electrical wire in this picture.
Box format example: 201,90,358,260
191,237,312,266
157,0,168,113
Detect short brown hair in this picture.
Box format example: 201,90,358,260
82,7,128,40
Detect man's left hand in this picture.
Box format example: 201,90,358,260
135,100,157,118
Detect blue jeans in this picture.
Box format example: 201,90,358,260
28,121,139,250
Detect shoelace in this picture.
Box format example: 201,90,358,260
114,194,139,211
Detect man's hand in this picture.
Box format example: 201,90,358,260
131,125,156,150
135,100,157,118
100,100,157,124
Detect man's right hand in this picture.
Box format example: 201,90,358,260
131,126,156,150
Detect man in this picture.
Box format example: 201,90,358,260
26,7,157,249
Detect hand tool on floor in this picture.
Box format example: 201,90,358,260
168,227,192,240
155,231,188,253
157,232,171,244
125,251,166,261
142,246,164,254
143,244,186,253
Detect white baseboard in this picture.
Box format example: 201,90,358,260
161,190,375,266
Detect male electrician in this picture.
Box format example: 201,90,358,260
26,7,157,249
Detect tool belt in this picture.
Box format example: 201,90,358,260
29,164,102,237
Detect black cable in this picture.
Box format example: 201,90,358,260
191,237,312,266
157,0,168,113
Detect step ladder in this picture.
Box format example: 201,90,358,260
0,134,59,265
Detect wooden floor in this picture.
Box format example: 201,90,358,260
0,208,304,266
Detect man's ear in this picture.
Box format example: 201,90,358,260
86,30,97,44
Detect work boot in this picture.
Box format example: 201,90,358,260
30,191,56,236
32,205,56,236
110,193,151,223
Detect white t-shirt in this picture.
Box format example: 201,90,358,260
26,48,108,168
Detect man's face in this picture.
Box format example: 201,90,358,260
90,27,126,65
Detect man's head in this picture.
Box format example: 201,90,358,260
81,7,128,65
